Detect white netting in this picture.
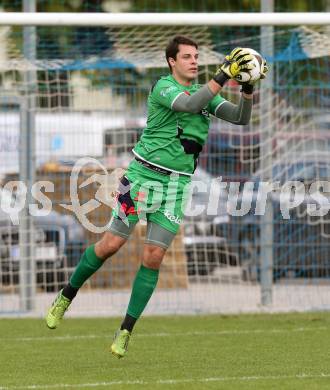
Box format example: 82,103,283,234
0,22,329,316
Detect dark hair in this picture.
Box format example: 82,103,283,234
165,35,198,72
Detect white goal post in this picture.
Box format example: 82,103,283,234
0,12,329,26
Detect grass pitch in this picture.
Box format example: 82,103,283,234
1,312,330,389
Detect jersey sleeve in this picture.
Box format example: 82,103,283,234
207,94,226,116
151,79,184,109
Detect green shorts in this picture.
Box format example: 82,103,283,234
112,159,191,234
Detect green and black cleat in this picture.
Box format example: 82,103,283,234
110,329,131,359
46,289,71,329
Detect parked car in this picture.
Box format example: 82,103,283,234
0,188,86,291
228,161,330,281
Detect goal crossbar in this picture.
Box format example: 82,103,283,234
0,12,329,26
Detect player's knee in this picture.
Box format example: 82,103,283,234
142,245,166,270
143,257,162,269
94,232,126,259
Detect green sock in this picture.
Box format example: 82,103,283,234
127,265,159,320
69,245,104,289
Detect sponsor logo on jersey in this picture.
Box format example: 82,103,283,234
160,86,177,97
163,210,182,224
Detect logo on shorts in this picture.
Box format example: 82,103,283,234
200,109,209,117
163,210,182,224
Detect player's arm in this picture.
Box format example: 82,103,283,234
209,48,269,125
211,56,269,125
171,80,252,115
171,48,255,114
171,83,218,114
213,95,253,125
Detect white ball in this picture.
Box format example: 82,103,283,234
234,48,264,83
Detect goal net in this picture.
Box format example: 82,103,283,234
0,17,330,316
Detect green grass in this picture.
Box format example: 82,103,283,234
1,312,330,389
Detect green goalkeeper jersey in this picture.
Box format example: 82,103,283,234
133,74,225,175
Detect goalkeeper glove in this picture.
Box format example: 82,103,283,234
213,47,255,87
241,58,269,94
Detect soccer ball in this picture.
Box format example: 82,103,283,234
234,48,265,83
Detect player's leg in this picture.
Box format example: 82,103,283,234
111,173,190,358
46,171,141,329
46,216,136,329
110,222,176,358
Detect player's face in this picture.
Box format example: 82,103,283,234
170,44,199,84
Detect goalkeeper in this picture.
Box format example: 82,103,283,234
46,36,267,358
